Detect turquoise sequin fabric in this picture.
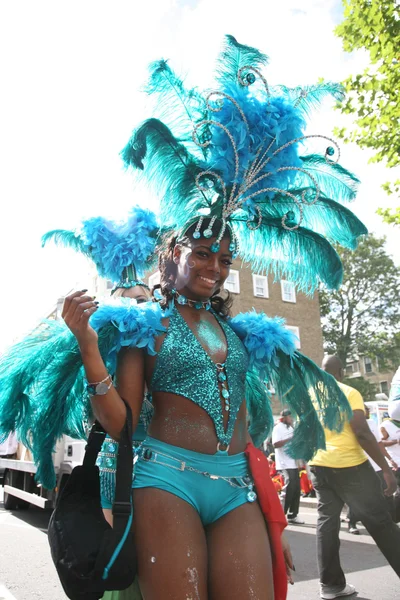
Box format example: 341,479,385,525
150,306,249,446
97,395,153,507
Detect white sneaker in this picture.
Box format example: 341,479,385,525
287,516,305,524
320,583,357,599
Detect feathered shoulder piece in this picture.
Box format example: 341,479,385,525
229,311,352,460
42,206,159,285
0,299,169,489
121,34,367,293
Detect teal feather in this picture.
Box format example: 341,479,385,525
269,351,352,461
300,155,360,202
215,34,269,85
121,118,209,228
144,60,208,152
41,229,91,257
257,192,368,249
245,368,274,447
0,301,167,489
232,215,343,292
276,82,345,117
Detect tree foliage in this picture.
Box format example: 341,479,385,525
319,235,400,368
343,376,378,403
334,0,400,217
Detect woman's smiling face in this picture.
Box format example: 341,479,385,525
173,235,233,301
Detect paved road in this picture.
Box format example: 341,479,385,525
0,488,398,599
286,507,399,600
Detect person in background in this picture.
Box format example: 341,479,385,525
272,409,304,525
380,412,400,489
309,355,400,600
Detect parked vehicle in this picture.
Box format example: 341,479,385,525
0,435,85,510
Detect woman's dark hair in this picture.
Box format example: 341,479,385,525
152,218,233,318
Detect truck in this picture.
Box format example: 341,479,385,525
0,434,86,511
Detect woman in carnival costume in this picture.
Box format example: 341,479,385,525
0,36,367,599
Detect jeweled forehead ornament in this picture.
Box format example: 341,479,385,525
178,215,239,258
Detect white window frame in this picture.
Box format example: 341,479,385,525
286,326,301,350
252,274,269,298
364,356,373,374
148,271,160,289
224,269,240,294
281,280,296,303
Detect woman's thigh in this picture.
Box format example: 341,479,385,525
207,501,274,600
133,488,208,600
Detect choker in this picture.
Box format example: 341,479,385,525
173,289,211,311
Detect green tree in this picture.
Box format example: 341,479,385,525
343,376,378,403
319,235,400,368
334,0,400,222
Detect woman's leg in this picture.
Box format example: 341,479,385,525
133,488,208,600
207,502,274,600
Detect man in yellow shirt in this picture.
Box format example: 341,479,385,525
309,355,400,600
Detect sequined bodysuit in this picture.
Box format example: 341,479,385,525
150,305,249,446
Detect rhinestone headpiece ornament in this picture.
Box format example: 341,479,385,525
121,35,367,293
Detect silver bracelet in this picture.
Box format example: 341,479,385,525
86,374,113,396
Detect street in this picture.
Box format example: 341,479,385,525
0,489,398,599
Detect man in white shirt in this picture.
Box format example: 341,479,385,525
272,409,304,524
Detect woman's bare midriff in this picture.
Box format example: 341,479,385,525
147,391,248,455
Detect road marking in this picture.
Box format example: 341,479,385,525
0,584,18,600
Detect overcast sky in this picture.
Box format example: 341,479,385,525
0,0,399,350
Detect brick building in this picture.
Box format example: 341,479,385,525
345,357,395,399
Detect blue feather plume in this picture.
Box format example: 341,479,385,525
121,34,367,292
42,206,159,282
229,311,352,460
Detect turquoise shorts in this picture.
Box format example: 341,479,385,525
132,436,256,526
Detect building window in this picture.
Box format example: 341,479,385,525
224,269,240,294
148,271,160,289
364,356,373,374
286,326,301,350
281,280,296,303
252,274,269,298
380,381,389,395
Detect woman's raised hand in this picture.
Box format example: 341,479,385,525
62,290,99,350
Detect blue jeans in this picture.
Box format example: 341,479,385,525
310,461,400,593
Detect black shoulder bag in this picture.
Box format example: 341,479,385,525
48,403,137,600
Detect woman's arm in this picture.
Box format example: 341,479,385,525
63,290,144,439
380,426,399,447
83,345,145,440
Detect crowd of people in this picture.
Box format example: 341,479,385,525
0,34,399,600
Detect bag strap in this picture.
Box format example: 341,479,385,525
83,420,107,467
112,401,134,537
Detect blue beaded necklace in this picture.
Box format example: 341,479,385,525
173,289,211,311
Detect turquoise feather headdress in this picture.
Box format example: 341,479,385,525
121,35,367,293
41,206,159,290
